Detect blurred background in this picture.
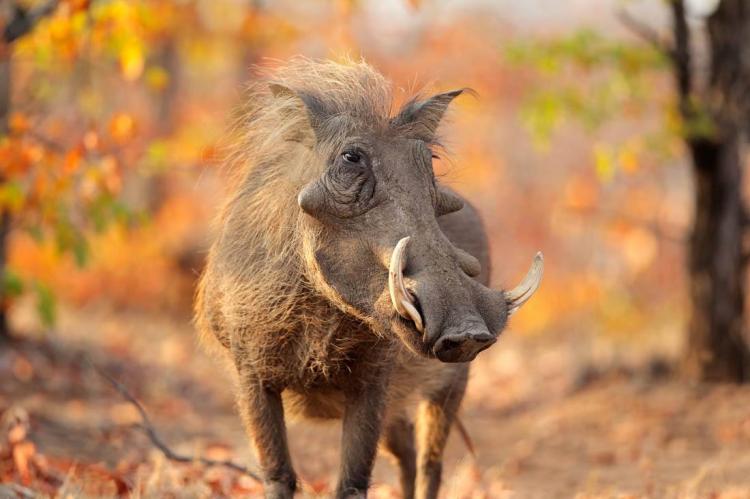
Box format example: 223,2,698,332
1,0,750,497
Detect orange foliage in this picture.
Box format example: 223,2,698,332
3,0,687,347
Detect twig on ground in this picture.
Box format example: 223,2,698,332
91,362,261,482
0,483,36,499
454,417,476,459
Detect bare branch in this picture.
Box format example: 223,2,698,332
26,129,66,152
619,2,697,130
92,363,261,482
670,0,693,109
616,8,674,57
3,1,60,44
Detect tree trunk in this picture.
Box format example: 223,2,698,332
683,135,750,381
668,0,750,382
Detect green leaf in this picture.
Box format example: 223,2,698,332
682,98,717,140
88,193,134,232
506,28,673,168
521,91,563,146
33,281,56,329
593,144,616,183
0,181,25,212
27,225,44,243
53,212,90,268
2,269,24,298
72,237,89,268
144,139,169,172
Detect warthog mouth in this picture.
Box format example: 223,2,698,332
388,236,544,363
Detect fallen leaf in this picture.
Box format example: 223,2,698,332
12,441,36,484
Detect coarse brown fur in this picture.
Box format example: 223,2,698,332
195,58,502,499
196,59,389,380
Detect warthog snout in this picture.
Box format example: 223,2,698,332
432,325,497,363
388,235,543,362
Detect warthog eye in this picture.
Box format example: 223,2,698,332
342,150,361,164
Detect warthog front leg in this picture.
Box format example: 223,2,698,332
381,416,416,499
415,367,468,499
236,373,296,499
336,373,390,498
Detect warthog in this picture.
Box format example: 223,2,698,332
195,58,542,499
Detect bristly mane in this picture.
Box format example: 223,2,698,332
195,58,404,376
227,57,393,178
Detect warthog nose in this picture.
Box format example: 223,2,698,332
433,329,496,363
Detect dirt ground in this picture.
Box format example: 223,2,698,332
1,306,750,498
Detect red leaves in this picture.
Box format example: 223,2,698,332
1,407,48,488
0,405,134,497
63,145,84,174
12,441,36,484
0,138,40,177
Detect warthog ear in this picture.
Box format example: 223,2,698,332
268,83,331,140
392,88,470,141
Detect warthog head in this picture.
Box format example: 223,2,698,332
272,68,542,363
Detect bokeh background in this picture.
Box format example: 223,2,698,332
1,0,749,497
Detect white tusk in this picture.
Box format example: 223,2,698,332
505,252,544,316
388,237,424,332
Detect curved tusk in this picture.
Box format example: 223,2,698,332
388,237,424,332
505,252,544,316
